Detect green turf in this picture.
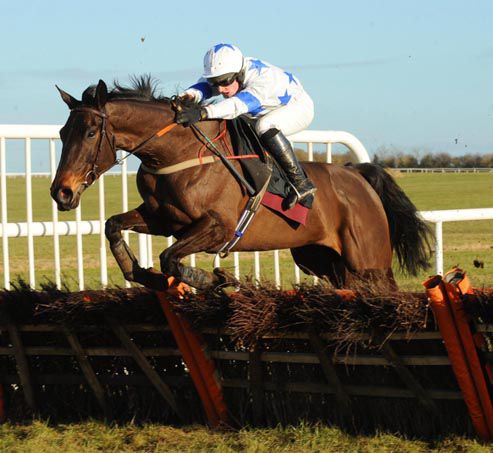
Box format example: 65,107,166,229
0,420,489,452
1,172,492,291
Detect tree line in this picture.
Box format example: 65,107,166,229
295,146,493,168
372,147,493,168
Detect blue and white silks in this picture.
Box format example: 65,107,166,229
184,57,307,121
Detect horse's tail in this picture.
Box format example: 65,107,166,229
350,163,432,275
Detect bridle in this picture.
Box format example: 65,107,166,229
68,100,252,196
70,106,117,187
69,105,177,187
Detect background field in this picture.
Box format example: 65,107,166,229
1,171,492,291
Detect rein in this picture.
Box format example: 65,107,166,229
71,104,256,198
190,123,256,196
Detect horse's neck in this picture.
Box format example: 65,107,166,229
109,101,226,169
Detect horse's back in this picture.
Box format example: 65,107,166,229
303,161,388,225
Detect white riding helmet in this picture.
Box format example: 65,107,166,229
202,43,244,79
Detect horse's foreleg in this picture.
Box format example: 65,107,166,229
159,213,231,290
105,204,168,290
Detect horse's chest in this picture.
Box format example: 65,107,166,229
144,195,194,227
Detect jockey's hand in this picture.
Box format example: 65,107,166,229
178,93,196,103
175,104,207,127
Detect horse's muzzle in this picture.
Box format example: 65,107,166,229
51,185,82,211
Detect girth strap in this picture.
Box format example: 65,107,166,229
140,154,259,176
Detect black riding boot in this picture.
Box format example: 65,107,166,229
260,128,317,210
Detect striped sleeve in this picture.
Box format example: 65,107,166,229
182,78,218,102
205,97,249,120
235,92,264,115
205,90,264,119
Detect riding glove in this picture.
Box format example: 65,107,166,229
175,105,207,127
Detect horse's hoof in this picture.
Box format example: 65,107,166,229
134,267,169,291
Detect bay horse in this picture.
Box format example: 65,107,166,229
51,77,431,291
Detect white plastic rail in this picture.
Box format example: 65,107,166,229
420,208,493,276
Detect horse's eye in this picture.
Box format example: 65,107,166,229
87,130,96,139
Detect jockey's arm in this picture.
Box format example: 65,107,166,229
203,90,263,120
181,78,219,103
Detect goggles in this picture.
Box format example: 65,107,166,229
208,74,237,87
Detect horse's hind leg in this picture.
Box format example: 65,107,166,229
291,245,398,291
291,245,347,288
159,214,232,290
340,230,399,291
345,268,398,292
105,204,169,290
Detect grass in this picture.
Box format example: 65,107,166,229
0,420,490,453
1,172,492,291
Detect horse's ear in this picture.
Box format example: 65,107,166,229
56,85,81,109
95,80,108,110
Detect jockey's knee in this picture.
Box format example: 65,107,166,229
255,95,314,137
255,116,281,136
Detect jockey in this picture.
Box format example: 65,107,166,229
176,43,316,210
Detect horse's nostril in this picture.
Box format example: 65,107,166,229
58,187,73,202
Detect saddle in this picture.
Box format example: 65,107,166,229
226,116,312,226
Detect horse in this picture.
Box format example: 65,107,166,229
51,76,431,292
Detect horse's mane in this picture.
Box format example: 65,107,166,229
81,75,171,105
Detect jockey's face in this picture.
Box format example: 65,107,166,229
217,79,240,98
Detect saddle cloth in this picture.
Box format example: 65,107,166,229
226,116,313,226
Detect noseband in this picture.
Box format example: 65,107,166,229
70,106,117,187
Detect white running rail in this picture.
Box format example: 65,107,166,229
420,209,493,276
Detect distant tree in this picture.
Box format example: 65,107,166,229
294,148,308,161
313,152,328,163
480,154,493,167
451,156,462,168
419,153,436,168
373,145,408,168
295,148,356,165
461,154,483,168
332,151,352,165
398,154,419,168
433,152,453,168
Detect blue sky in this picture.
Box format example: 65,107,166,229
1,0,492,168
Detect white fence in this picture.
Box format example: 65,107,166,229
420,209,493,276
0,124,492,290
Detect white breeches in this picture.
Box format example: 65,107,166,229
254,91,314,137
